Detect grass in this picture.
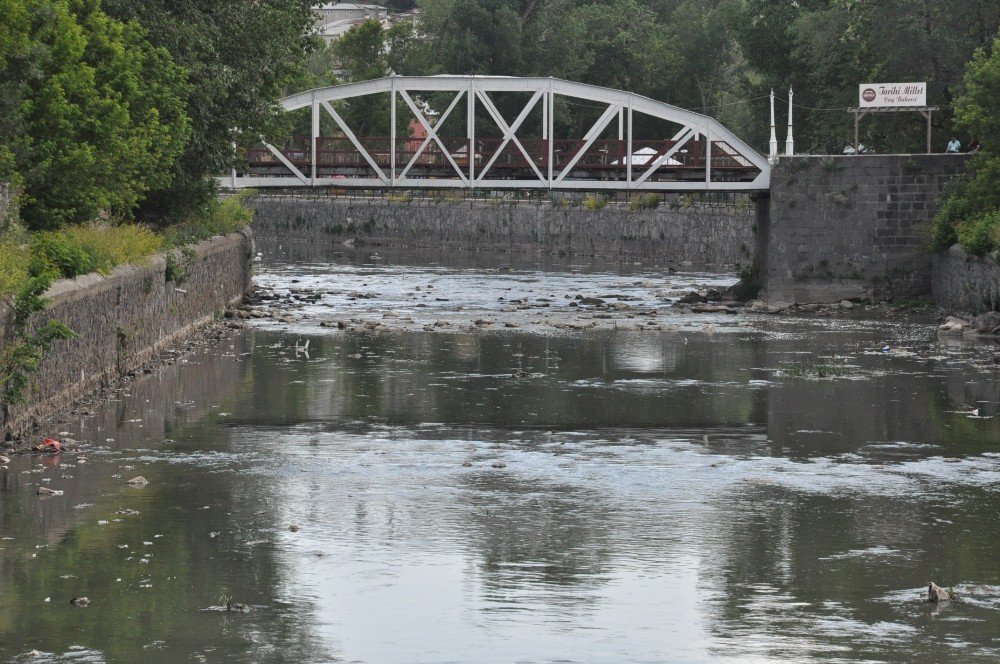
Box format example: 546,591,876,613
161,196,254,248
0,240,28,300
33,223,165,277
0,195,254,301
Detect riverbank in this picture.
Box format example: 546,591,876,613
1,231,253,443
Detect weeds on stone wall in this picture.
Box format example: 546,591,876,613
732,262,762,301
627,193,660,211
1,269,76,434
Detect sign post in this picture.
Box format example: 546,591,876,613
849,82,937,153
858,82,926,108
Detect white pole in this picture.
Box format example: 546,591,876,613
785,87,794,156
468,80,475,181
769,89,778,161
626,105,632,186
311,99,319,185
390,77,396,185
542,91,548,140
547,84,554,188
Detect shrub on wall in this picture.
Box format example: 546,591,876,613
932,33,1000,254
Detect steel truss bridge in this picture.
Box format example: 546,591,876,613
226,75,771,193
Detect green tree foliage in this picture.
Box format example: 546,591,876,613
398,0,998,151
932,33,1000,254
0,0,190,230
731,0,999,153
330,20,416,136
102,0,316,220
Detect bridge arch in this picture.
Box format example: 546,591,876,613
230,75,770,192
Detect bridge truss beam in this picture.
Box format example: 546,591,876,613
226,75,771,193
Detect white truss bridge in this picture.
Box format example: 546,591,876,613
225,75,771,192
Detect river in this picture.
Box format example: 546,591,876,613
1,243,999,663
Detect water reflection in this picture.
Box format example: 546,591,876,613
1,252,999,662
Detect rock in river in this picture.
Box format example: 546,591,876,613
928,582,951,602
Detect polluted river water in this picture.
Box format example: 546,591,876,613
1,244,1000,663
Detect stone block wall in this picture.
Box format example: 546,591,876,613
1,232,253,436
932,245,1000,314
249,195,757,268
763,154,970,303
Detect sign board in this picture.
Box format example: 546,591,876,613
858,82,926,108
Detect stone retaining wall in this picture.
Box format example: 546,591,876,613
1,232,253,438
762,154,971,303
932,245,1000,314
249,195,756,268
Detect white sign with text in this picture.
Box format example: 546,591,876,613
858,82,926,108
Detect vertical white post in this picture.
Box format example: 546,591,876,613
785,87,794,156
390,78,397,185
618,107,623,140
547,84,554,188
468,79,475,182
769,89,778,161
705,125,712,183
626,105,633,186
542,91,548,140
311,100,319,185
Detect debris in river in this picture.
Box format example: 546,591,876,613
928,582,952,602
202,598,251,613
289,524,299,532
126,476,149,488
938,316,968,334
491,461,507,469
70,597,90,607
969,311,1000,335
33,438,62,453
37,487,63,496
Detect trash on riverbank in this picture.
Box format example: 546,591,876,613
33,438,62,453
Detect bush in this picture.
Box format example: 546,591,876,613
733,262,762,301
0,241,28,300
30,224,164,279
956,210,1000,256
162,196,254,247
583,194,607,210
30,233,93,278
627,193,660,211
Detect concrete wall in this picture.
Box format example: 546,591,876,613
249,195,756,268
1,232,253,437
762,154,971,303
932,245,1000,314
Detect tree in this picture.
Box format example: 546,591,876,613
932,32,1000,254
102,0,316,220
0,0,190,230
